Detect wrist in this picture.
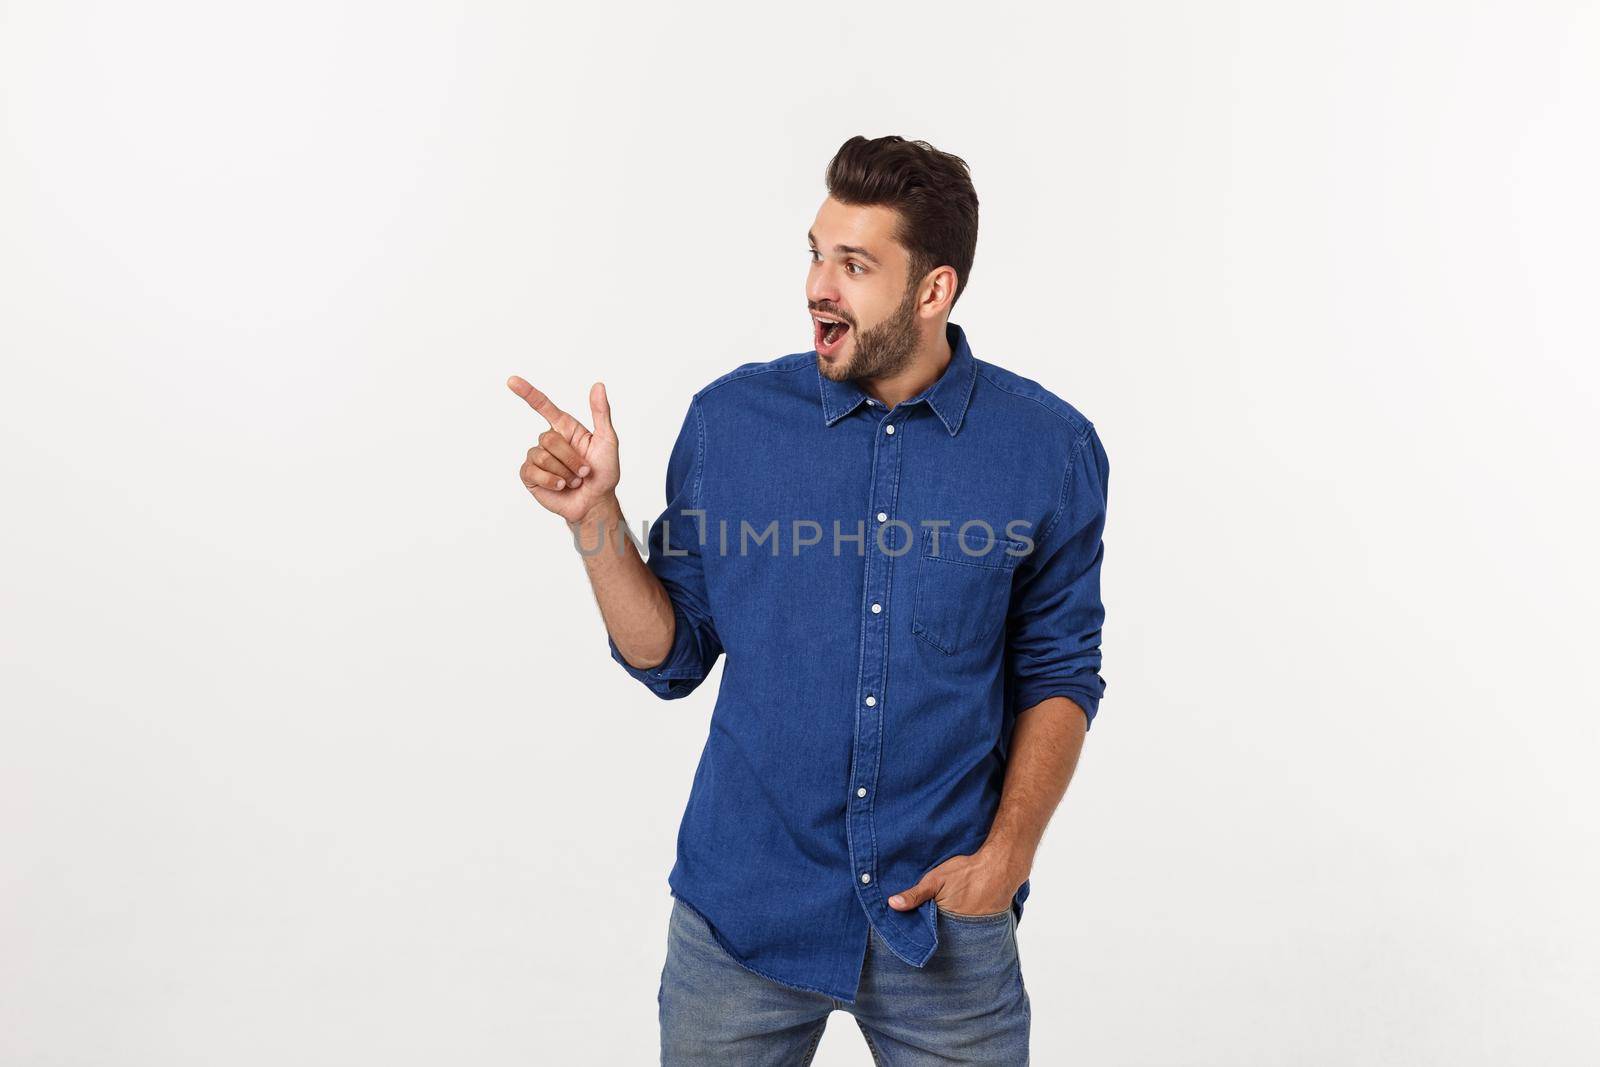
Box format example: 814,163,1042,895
977,837,1035,883
569,492,624,532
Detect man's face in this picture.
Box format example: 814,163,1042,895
807,197,926,382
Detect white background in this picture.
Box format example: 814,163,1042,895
3,2,1597,1064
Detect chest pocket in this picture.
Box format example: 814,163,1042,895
909,526,1029,656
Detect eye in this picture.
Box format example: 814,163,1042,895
807,249,865,276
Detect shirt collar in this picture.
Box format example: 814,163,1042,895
816,320,978,436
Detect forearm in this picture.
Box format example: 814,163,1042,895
980,696,1088,877
569,492,675,669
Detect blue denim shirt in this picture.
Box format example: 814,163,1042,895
607,320,1108,1003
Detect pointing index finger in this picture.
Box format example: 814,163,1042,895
506,375,569,428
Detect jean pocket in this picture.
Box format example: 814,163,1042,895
910,526,1028,656
936,903,1016,924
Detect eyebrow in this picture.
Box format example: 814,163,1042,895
808,230,881,266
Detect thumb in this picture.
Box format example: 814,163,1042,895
589,381,616,441
889,871,943,911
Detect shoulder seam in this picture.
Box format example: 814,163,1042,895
690,394,707,510
974,364,1091,435
1036,422,1095,547
696,353,815,401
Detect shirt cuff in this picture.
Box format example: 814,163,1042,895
607,600,711,700
1014,683,1102,729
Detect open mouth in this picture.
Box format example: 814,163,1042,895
814,315,851,355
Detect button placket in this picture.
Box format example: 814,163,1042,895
848,408,903,915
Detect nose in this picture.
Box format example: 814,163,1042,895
807,260,841,310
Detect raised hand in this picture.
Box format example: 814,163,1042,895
507,376,621,524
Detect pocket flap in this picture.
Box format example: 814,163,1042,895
922,525,1029,569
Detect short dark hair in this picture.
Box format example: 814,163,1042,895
824,135,980,308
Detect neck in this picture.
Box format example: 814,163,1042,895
860,325,952,410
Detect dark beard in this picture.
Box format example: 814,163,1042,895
840,280,921,381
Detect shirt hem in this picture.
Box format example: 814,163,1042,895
668,887,860,1004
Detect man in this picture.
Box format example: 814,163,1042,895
508,135,1109,1065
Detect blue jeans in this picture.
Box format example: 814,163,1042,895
659,896,1031,1065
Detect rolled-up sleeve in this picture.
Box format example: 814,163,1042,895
1006,423,1109,727
607,396,723,700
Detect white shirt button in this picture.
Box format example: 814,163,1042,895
857,787,867,798
864,694,877,707
884,424,895,435
870,603,882,614
861,872,872,884
876,511,888,523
